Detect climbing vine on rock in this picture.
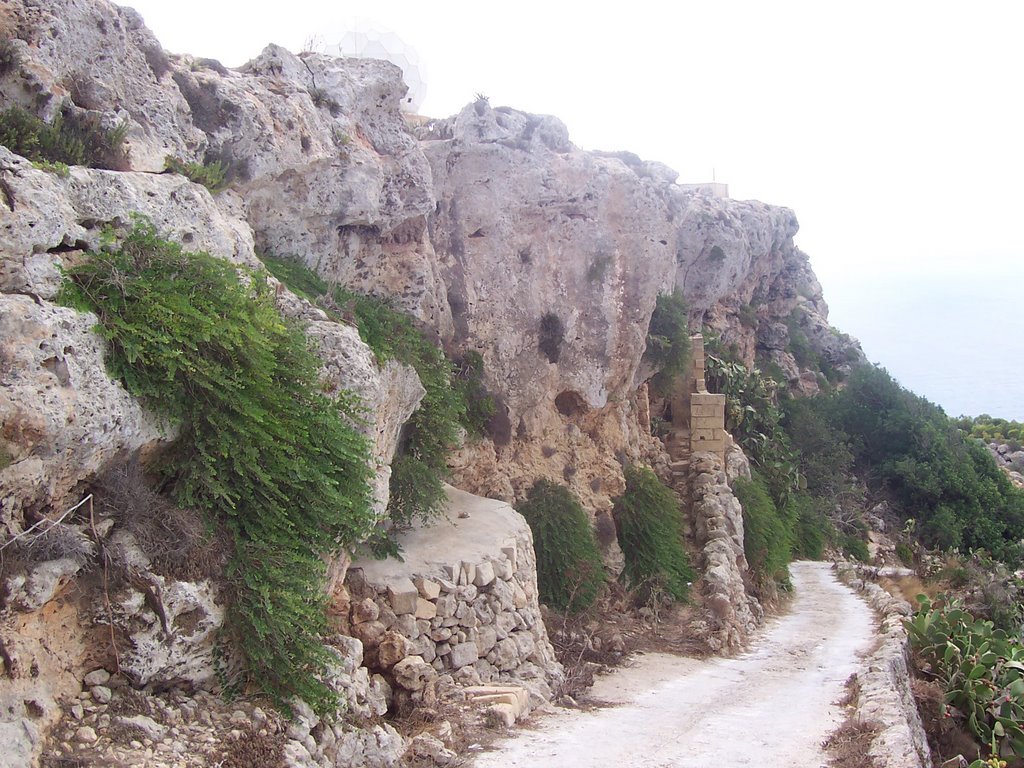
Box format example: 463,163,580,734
60,220,374,715
259,255,491,538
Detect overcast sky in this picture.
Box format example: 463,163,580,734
123,0,1024,419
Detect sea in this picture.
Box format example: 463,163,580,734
821,268,1024,422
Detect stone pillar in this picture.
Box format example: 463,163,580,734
690,393,726,461
687,335,727,462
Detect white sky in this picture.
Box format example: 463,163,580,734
122,0,1024,418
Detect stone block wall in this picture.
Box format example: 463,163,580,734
671,334,727,461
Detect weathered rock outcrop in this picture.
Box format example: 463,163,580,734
3,0,859,509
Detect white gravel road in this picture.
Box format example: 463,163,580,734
472,560,876,768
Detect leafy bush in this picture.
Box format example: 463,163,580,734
789,495,832,560
706,341,798,506
896,542,915,567
956,414,1024,446
0,105,127,170
781,397,854,499
453,351,496,436
738,303,759,329
785,310,818,370
518,480,605,613
258,252,330,302
644,290,691,395
59,219,374,715
333,289,468,528
165,155,228,192
257,254,491,534
907,595,1024,759
733,472,793,588
612,465,694,601
0,37,21,76
839,533,870,563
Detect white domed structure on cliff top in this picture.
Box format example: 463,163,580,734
318,23,427,113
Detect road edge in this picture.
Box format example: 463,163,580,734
833,562,934,768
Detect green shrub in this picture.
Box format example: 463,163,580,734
165,155,228,192
895,542,915,567
518,480,605,613
706,341,798,506
733,472,793,587
333,289,468,528
839,533,870,563
453,350,496,436
785,310,817,370
822,366,1024,565
737,303,758,329
644,290,691,395
255,254,490,535
31,159,70,177
59,219,374,715
0,106,127,170
907,595,1024,758
0,38,22,77
612,465,694,601
258,252,331,303
789,496,832,560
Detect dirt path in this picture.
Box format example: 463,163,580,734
472,560,877,768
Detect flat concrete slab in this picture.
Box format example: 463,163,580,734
351,486,524,586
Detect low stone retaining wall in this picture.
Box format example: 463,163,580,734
690,450,763,652
345,487,563,709
835,562,933,768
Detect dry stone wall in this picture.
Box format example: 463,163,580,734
345,487,563,710
690,450,763,652
835,563,933,768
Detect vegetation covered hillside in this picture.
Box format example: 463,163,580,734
708,337,1024,582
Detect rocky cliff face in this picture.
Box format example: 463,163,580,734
1,0,861,515
0,1,863,765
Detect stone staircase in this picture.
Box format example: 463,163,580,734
662,427,695,541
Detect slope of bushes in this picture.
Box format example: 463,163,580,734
789,366,1024,565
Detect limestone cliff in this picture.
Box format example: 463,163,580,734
0,1,865,765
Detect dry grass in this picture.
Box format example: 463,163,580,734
824,673,882,768
911,677,980,763
92,460,228,582
824,719,882,768
215,727,286,768
878,573,939,606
